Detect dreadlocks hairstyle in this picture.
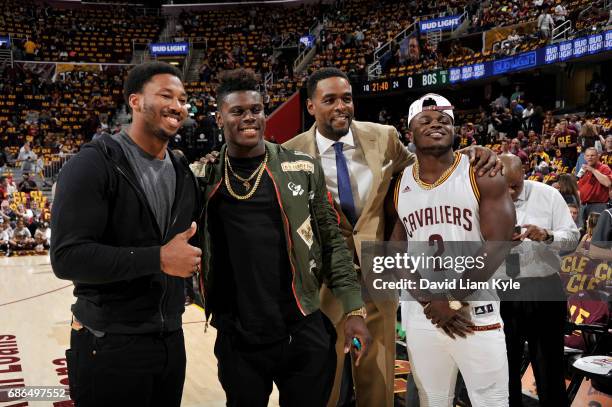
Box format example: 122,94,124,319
216,69,260,107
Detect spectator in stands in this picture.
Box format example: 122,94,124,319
29,199,42,219
567,203,581,227
34,221,50,252
9,218,35,254
553,120,578,169
510,85,524,103
522,103,534,130
537,8,555,40
0,217,14,252
579,116,599,149
527,106,543,134
500,139,510,154
406,35,421,64
499,154,578,407
91,126,106,141
17,142,37,173
23,37,38,60
14,203,33,224
599,135,612,166
0,177,7,200
510,137,529,164
578,147,612,225
448,40,474,59
17,173,38,194
542,137,557,159
0,148,7,174
554,3,568,24
558,173,581,207
0,200,16,224
494,92,509,109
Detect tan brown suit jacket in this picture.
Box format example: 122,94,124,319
283,120,413,407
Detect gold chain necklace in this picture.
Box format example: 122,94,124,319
224,151,268,200
225,152,263,190
413,153,460,190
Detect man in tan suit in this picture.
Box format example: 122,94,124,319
283,68,498,407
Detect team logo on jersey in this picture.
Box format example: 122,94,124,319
288,182,304,196
473,304,494,315
281,160,314,173
402,185,411,193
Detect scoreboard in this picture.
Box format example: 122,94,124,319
357,30,612,95
360,71,449,94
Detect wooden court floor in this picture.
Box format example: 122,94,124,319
0,255,280,406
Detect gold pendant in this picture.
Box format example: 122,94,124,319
243,180,251,190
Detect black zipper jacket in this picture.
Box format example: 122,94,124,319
51,134,200,334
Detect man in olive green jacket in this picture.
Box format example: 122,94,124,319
192,69,371,406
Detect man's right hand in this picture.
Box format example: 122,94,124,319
440,314,474,339
160,222,202,278
199,151,220,165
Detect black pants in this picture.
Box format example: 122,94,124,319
499,275,568,407
66,328,186,407
214,313,337,407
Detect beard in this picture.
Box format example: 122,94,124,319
321,118,352,140
142,103,178,142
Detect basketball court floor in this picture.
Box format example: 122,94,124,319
0,255,280,406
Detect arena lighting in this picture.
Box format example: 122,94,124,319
169,61,179,65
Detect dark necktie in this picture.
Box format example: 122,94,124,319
333,142,357,226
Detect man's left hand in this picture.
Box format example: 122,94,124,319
520,224,548,241
457,145,501,177
343,316,372,367
583,164,594,173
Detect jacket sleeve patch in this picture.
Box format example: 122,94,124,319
281,160,315,173
297,215,314,249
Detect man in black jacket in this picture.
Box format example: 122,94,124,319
51,62,201,407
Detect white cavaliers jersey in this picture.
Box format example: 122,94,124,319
396,153,502,329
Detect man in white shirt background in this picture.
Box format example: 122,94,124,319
499,154,580,407
537,8,555,40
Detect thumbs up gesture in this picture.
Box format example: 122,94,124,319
160,222,202,278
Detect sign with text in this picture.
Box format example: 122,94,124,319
419,15,462,33
149,42,189,56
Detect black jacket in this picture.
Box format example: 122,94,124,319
51,134,199,334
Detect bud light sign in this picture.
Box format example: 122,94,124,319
149,42,189,56
420,16,462,33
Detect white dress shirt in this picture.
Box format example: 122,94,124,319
315,128,373,219
496,180,580,279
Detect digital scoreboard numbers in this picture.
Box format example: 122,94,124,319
361,72,448,93
362,79,401,93
358,30,611,94
413,71,448,88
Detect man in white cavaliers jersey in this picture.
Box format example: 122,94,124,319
385,93,516,407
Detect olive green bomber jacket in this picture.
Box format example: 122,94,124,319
194,141,363,320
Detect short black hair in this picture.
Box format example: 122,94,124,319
216,69,260,107
123,61,183,106
307,68,350,98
